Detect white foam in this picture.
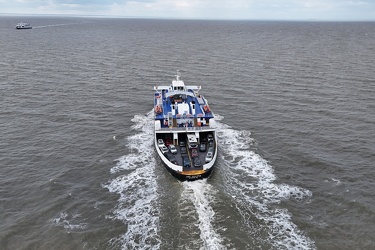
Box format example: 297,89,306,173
216,121,316,249
105,111,160,249
104,109,314,249
331,178,341,186
181,180,227,250
50,212,87,230
33,22,85,29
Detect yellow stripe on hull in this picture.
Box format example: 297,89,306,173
181,170,206,176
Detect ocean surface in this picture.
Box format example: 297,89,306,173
1,16,374,250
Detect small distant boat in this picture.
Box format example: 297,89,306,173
154,71,217,181
16,22,32,29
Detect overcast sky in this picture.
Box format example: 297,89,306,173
1,0,374,21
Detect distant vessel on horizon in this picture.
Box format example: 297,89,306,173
16,22,32,29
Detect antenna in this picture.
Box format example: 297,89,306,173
175,70,181,80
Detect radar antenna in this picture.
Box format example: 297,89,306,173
175,70,181,81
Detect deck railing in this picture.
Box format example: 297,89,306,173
156,126,214,132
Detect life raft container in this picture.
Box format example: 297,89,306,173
203,105,211,113
155,105,163,114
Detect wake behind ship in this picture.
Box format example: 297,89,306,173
154,72,217,181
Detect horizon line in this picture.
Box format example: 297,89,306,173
1,13,375,22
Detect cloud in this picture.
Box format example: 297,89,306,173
1,0,374,20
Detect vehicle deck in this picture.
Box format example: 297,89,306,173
156,132,214,171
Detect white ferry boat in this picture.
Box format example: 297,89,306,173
16,22,32,29
154,72,217,181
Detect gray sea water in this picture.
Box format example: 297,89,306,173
1,16,375,249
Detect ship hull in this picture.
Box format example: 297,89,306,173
153,72,217,181
163,162,214,181
154,129,217,181
16,23,32,29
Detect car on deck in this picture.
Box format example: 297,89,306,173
165,137,172,147
165,153,177,164
179,140,186,147
159,145,168,153
180,146,187,155
199,142,206,152
191,148,198,158
182,157,190,167
207,134,213,142
193,157,202,167
157,139,164,146
205,152,213,163
169,144,177,154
